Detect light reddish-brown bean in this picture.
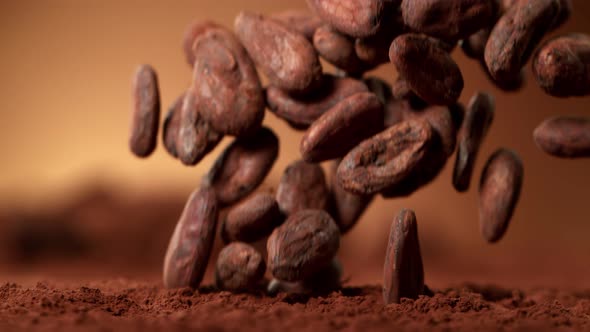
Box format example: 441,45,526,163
130,64,160,158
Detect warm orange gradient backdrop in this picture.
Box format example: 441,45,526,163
1,0,589,286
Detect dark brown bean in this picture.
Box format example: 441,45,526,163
533,116,590,158
266,75,368,130
401,0,494,42
551,0,572,31
204,127,279,206
130,64,160,158
301,92,384,162
162,93,184,158
276,160,329,215
306,0,386,38
383,209,424,304
176,88,223,166
328,160,374,234
267,258,342,295
235,11,322,94
479,149,523,243
484,0,560,85
271,10,323,41
390,34,464,105
313,25,366,75
461,28,492,59
267,209,340,282
215,242,266,292
182,20,220,67
337,119,435,195
221,192,282,243
453,92,495,192
163,186,218,289
533,33,590,98
192,27,265,136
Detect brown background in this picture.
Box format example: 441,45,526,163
0,0,589,288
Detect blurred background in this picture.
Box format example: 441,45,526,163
0,0,589,289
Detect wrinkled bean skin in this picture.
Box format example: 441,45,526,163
313,25,367,75
267,209,340,282
235,11,323,94
182,20,220,67
271,10,323,41
383,209,424,304
215,242,266,292
337,120,435,195
453,92,495,192
222,192,282,243
192,27,265,136
162,93,184,159
306,0,386,38
390,34,464,105
533,116,590,158
479,149,523,243
176,88,223,166
266,75,368,130
276,160,329,215
402,0,495,42
533,33,590,97
301,92,384,162
163,186,219,289
204,127,279,206
267,258,342,295
484,0,560,86
130,64,160,158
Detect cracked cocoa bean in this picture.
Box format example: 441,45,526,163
337,119,435,195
